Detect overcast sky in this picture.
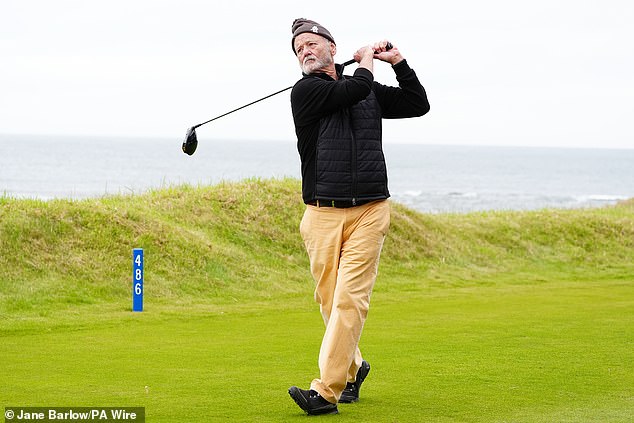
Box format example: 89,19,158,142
1,0,633,149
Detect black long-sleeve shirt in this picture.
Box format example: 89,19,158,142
292,59,429,129
291,59,430,203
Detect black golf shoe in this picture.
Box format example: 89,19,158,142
288,387,338,415
339,360,371,403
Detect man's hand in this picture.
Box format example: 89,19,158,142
353,45,375,73
372,40,404,66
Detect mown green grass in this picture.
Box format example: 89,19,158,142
1,282,632,422
1,179,633,422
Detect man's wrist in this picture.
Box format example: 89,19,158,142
389,54,405,66
391,58,408,69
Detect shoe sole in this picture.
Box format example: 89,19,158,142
338,396,359,404
288,387,339,415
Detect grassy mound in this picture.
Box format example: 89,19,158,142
1,178,633,320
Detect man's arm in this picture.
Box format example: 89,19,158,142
353,45,376,74
368,41,429,118
375,59,430,118
291,68,374,127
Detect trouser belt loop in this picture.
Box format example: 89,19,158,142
321,200,333,207
316,200,336,207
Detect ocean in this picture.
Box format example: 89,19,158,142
1,134,633,214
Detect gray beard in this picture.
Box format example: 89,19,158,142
301,55,333,74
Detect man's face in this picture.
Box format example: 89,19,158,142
294,33,336,74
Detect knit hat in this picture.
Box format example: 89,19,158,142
291,18,336,53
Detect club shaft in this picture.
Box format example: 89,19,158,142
194,86,293,129
193,43,392,129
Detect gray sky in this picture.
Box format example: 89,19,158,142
1,0,633,148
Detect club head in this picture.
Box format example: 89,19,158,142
182,126,198,155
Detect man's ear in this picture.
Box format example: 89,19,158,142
330,42,337,57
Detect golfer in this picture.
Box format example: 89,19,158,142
287,18,430,415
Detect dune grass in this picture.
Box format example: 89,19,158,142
1,178,633,421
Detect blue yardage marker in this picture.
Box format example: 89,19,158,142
133,248,144,312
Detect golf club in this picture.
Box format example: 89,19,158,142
182,42,393,155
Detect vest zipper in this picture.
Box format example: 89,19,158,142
348,109,358,205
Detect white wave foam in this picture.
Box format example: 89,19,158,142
448,192,478,198
576,194,628,202
403,190,422,197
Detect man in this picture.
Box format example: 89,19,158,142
288,18,430,416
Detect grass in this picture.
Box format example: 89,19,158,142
1,178,633,422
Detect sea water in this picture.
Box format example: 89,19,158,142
1,134,632,214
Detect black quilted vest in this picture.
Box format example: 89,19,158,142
315,90,390,203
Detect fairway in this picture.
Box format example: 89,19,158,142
2,279,632,422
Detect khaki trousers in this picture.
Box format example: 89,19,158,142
299,200,390,403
